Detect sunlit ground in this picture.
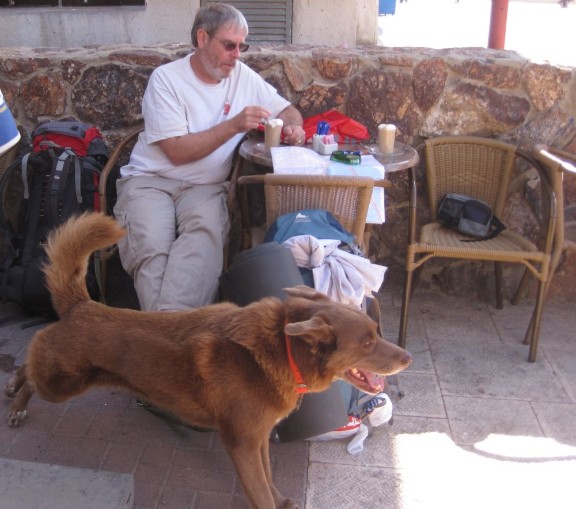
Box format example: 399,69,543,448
393,432,576,508
378,0,576,66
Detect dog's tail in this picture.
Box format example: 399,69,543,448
44,212,126,317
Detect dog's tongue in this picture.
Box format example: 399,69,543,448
347,368,385,394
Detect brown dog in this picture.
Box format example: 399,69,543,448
4,213,412,509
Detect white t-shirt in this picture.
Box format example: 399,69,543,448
121,54,291,184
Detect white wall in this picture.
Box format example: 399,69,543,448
0,0,378,49
292,0,378,46
0,0,198,48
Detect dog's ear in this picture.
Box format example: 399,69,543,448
284,316,333,345
283,286,331,302
365,297,383,337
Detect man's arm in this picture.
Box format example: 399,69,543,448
157,105,272,166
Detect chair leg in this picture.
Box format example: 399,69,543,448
512,268,531,305
398,269,414,349
527,279,547,362
95,249,107,304
494,262,504,310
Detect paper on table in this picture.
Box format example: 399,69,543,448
328,155,385,223
270,146,328,175
270,148,386,224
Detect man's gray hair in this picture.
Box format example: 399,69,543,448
191,3,249,47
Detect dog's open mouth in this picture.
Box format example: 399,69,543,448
344,368,384,395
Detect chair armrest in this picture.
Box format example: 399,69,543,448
534,144,576,174
374,179,392,189
237,174,266,185
98,126,144,213
518,148,557,257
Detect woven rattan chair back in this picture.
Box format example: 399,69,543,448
424,136,516,220
262,174,374,245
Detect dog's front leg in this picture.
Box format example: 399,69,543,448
226,444,275,508
259,439,299,509
221,430,294,509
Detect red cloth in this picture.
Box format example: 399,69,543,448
303,110,370,143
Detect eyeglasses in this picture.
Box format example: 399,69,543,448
212,36,249,53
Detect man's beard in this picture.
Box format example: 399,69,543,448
199,51,233,82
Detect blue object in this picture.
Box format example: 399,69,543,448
316,121,330,135
379,0,396,15
0,89,20,156
264,209,355,246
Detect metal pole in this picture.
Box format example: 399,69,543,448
488,0,509,49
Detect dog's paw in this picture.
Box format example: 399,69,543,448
4,377,17,398
6,409,27,427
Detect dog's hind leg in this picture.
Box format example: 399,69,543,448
6,380,35,427
4,365,27,398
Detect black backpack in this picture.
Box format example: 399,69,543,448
0,120,109,316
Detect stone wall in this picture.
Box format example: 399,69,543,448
1,44,575,300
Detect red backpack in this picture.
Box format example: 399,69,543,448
0,120,109,315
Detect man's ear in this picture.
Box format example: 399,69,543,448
196,28,210,49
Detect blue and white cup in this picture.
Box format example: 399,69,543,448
0,89,21,156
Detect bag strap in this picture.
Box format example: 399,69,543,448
461,215,506,242
47,148,83,224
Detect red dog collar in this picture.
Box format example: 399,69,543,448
285,333,309,395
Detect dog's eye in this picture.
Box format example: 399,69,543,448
362,337,375,349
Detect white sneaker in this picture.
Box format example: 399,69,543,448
365,392,393,427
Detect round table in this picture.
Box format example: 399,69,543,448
363,142,419,173
236,136,420,253
238,137,419,173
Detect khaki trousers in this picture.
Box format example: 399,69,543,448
114,175,229,311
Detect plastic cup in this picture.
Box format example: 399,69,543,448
378,124,396,154
265,119,283,149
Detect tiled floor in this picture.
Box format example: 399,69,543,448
1,278,575,509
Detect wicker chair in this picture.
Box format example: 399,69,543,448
236,173,389,251
91,126,143,299
399,136,556,362
513,145,576,303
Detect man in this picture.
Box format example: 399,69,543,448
114,3,305,311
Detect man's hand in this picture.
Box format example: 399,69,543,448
232,106,272,133
277,105,305,146
282,123,306,146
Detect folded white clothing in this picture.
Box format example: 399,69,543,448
282,235,387,307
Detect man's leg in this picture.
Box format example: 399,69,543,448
114,176,180,311
156,182,229,311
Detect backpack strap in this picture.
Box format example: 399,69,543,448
47,148,83,224
20,167,49,266
21,153,31,199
